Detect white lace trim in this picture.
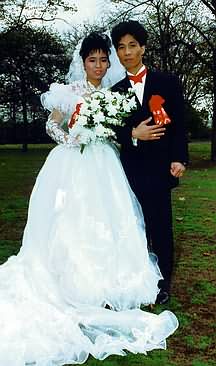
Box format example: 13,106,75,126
46,118,80,148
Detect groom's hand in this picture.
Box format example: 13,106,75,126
170,162,186,177
132,117,166,141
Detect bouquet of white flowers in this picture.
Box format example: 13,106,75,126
69,88,137,153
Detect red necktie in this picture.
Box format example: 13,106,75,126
128,68,147,85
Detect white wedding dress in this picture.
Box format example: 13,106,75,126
0,81,178,366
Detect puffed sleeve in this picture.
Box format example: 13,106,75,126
40,83,81,117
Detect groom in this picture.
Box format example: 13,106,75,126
111,21,188,304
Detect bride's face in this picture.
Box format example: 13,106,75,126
84,49,109,86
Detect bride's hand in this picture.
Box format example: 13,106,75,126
49,109,65,123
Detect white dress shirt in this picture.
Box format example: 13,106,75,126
127,65,147,105
127,65,147,146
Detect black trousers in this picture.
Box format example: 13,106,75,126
120,152,174,292
135,187,174,292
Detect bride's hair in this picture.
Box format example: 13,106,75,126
66,31,125,86
79,32,111,66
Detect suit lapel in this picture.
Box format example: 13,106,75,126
123,76,144,109
142,71,154,109
119,74,155,111
116,76,131,92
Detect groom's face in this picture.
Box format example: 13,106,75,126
116,34,145,74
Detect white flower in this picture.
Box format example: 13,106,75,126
93,111,105,124
80,103,91,117
122,100,132,113
121,95,136,113
77,115,88,126
106,117,117,125
79,128,94,144
93,91,104,98
128,96,137,109
90,98,100,111
105,128,115,137
95,124,107,137
104,91,115,103
107,104,118,116
115,92,124,102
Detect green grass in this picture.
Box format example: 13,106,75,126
0,141,216,366
191,360,216,366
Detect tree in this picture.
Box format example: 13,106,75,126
199,0,216,160
0,0,77,29
0,26,70,151
185,103,211,139
0,0,77,150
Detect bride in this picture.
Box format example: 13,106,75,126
0,32,178,365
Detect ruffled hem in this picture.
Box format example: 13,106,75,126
0,277,178,365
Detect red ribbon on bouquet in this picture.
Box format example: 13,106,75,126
68,103,83,128
149,95,171,126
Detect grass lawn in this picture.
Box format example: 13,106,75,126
0,142,215,366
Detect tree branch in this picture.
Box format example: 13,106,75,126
200,0,216,16
176,20,214,50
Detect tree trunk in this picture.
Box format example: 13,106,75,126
21,101,28,152
210,48,216,161
21,78,28,152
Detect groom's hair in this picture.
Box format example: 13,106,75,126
79,32,111,64
111,21,148,50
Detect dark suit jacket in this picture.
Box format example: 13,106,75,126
111,70,188,191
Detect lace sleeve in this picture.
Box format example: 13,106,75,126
46,118,80,148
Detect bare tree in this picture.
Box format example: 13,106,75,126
0,0,77,29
